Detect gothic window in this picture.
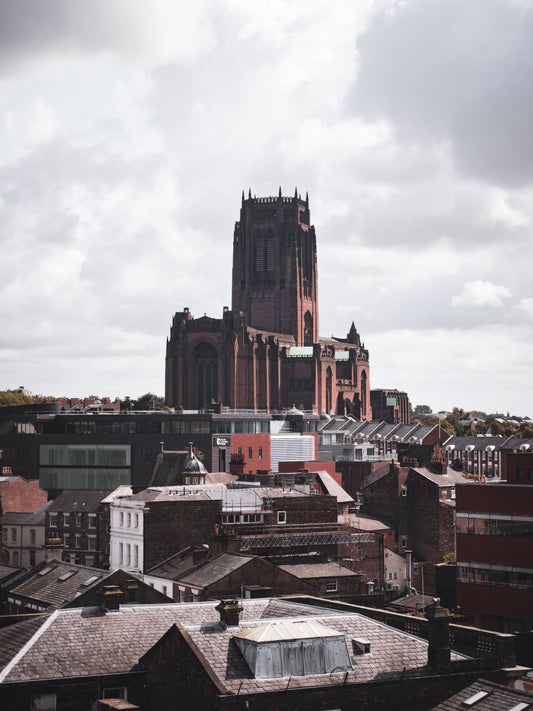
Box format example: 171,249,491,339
304,311,313,346
193,342,219,408
255,232,264,272
325,366,332,415
361,370,367,418
266,232,275,271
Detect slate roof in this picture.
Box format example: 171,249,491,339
339,513,392,532
5,560,108,608
315,471,354,503
144,546,197,579
175,552,254,588
0,598,468,688
47,489,111,512
431,678,533,710
2,500,54,526
274,555,359,580
410,468,466,487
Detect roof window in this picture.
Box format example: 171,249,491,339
463,690,489,706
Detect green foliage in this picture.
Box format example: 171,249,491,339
0,390,46,407
442,552,457,565
131,393,167,411
414,404,432,414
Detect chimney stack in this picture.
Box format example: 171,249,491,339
98,585,124,613
43,533,64,563
216,598,243,628
426,601,451,670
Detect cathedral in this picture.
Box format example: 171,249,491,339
165,189,371,417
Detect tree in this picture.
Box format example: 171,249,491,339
414,404,432,415
132,393,167,411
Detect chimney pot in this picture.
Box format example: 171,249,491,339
216,598,243,628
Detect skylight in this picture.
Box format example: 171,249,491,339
507,703,530,711
58,571,77,582
463,691,489,706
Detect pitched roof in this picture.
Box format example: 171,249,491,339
176,552,254,588
431,678,533,710
0,598,467,688
5,560,108,608
2,501,54,526
47,490,111,513
410,467,466,487
315,471,354,503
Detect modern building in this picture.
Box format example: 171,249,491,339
165,191,372,416
0,404,320,491
456,450,533,632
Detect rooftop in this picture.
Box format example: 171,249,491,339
0,598,468,688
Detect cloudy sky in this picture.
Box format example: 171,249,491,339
1,0,532,416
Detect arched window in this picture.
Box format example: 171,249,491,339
325,366,332,415
193,342,218,408
304,311,313,346
255,232,264,272
360,370,367,418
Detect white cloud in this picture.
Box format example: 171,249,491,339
451,281,512,309
0,1,532,415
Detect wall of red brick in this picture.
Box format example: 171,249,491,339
231,434,271,474
270,495,337,525
0,477,47,514
144,499,222,569
457,482,533,514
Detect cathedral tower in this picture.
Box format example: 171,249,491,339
231,188,318,346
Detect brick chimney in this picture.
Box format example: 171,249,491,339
98,585,124,612
216,598,243,628
192,545,209,565
426,601,451,670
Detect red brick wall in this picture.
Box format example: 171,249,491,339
270,494,337,525
457,482,533,514
231,434,270,473
144,499,222,569
0,477,47,514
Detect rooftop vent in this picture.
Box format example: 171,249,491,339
216,598,242,628
352,637,371,655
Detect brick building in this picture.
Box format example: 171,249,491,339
456,450,533,632
2,501,53,568
370,389,410,424
46,490,113,568
165,191,372,416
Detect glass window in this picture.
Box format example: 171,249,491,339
325,580,338,593
30,693,56,711
258,447,262,460
49,514,57,527
88,536,97,551
75,535,81,549
75,513,82,527
277,511,286,524
30,529,36,544
63,534,70,548
88,514,97,529
11,528,16,542
63,513,70,526
248,447,253,460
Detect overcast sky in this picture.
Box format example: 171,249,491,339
1,0,532,416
